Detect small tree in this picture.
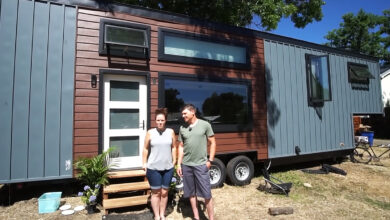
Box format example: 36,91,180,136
74,148,113,187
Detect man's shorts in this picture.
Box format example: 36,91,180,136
146,168,174,190
182,164,212,199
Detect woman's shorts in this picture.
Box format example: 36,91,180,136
146,168,174,190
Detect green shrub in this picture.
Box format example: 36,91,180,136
74,148,114,187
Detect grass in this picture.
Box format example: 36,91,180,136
364,197,390,210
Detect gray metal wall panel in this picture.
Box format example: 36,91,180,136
60,6,76,176
28,2,49,179
45,4,64,177
295,47,309,153
0,0,18,181
11,0,33,180
0,0,75,183
333,55,343,149
275,44,284,156
265,40,381,158
288,45,300,154
283,45,294,155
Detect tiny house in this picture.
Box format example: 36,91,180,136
0,0,383,188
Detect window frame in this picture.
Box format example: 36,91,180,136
99,18,151,59
158,28,251,69
305,54,332,106
158,72,253,133
347,62,374,84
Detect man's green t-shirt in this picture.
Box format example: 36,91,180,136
178,119,214,166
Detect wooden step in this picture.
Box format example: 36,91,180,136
108,170,146,179
103,195,149,209
104,181,150,194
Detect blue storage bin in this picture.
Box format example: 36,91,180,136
361,131,374,146
38,192,62,213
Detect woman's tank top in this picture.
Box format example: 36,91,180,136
147,128,173,170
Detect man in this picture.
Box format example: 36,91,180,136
177,104,216,220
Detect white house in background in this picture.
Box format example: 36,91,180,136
381,67,390,107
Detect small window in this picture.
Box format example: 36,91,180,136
159,73,252,132
158,28,250,69
348,62,374,84
305,54,332,105
99,19,150,59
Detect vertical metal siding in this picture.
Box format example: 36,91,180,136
28,1,49,179
0,0,18,181
289,45,299,154
11,0,34,180
60,6,76,176
283,45,294,155
0,0,76,183
265,40,382,158
44,3,64,177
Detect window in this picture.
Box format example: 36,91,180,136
99,18,150,59
159,73,252,132
158,28,250,69
348,62,374,84
305,54,332,105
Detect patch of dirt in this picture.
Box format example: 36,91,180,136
1,147,390,220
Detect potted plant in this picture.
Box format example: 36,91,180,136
75,148,113,214
78,185,100,214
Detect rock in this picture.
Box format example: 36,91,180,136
268,207,294,215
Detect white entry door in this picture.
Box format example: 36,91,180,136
103,74,147,169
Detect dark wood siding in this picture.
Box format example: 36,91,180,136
74,8,268,161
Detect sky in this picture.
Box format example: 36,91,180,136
249,0,390,45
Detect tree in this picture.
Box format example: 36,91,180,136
165,88,184,113
379,9,390,63
202,92,248,124
113,0,325,30
324,9,390,64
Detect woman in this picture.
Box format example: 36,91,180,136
142,108,176,220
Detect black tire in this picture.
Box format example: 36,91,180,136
351,147,372,164
226,155,254,186
209,158,226,188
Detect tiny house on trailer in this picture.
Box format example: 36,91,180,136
0,0,382,193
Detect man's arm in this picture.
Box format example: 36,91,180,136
177,141,184,177
206,136,216,169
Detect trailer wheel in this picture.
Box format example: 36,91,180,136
226,155,254,186
209,158,226,188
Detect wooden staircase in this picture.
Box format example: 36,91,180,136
103,170,150,214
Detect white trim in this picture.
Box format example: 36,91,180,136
381,68,390,79
103,74,147,169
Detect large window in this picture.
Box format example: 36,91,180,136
305,54,332,105
158,28,250,69
159,73,252,132
99,18,150,59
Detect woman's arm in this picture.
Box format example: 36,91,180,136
142,131,151,171
171,130,177,166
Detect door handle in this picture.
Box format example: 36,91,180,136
140,120,145,130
